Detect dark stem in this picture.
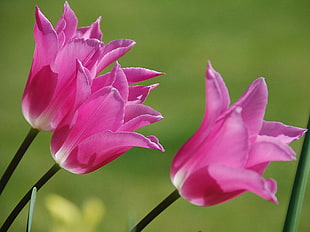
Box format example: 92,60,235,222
0,163,60,232
130,189,180,232
283,115,310,232
0,128,39,195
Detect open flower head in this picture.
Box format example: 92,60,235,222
170,62,306,206
22,2,135,131
51,63,164,174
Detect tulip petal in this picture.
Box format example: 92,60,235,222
246,135,296,174
177,166,243,206
171,62,230,173
91,63,129,100
72,60,92,109
120,104,163,131
128,84,159,104
260,121,307,144
109,63,129,101
122,68,164,84
93,69,159,103
76,17,103,40
169,62,306,207
204,61,230,122
199,107,250,167
91,72,112,93
67,87,124,143
58,131,164,174
34,60,92,131
51,86,124,155
96,39,136,71
55,1,78,47
33,7,58,72
22,65,58,126
50,123,72,155
208,164,278,203
172,106,248,178
55,38,101,85
179,163,277,206
229,78,268,137
197,61,230,143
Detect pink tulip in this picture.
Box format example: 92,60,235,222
22,2,135,131
51,63,164,174
170,62,306,206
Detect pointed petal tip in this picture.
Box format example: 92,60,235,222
207,60,213,68
149,83,160,90
266,191,278,204
115,39,136,47
114,61,121,68
247,78,268,96
263,178,278,204
147,135,165,152
206,61,220,81
35,6,43,23
156,115,164,122
254,77,267,86
272,198,279,204
141,69,165,78
92,16,103,32
154,71,165,76
64,1,70,8
35,5,44,18
122,68,164,84
96,16,102,22
122,39,136,49
63,1,75,15
268,192,278,204
260,121,307,144
129,39,136,45
258,76,265,81
63,1,74,15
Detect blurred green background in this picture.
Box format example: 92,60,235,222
0,0,309,231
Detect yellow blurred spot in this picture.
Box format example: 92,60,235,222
45,194,105,232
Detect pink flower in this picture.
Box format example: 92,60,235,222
22,2,135,131
170,62,306,206
51,63,164,174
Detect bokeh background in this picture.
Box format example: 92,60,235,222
0,0,309,231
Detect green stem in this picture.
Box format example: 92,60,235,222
0,163,60,232
0,127,39,195
130,189,180,232
283,115,310,232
